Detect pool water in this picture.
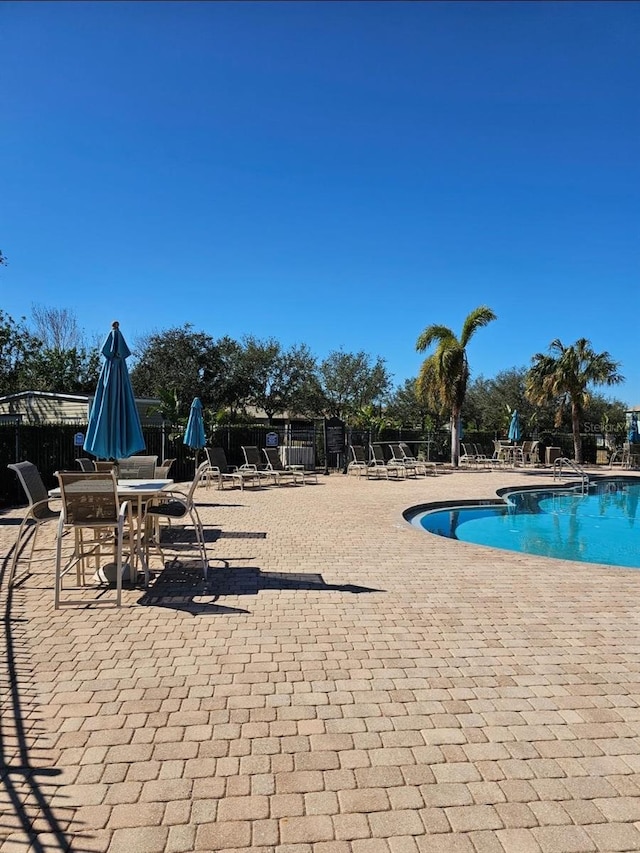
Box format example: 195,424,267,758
411,478,640,569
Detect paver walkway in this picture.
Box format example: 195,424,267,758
1,467,640,852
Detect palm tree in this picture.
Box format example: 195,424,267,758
416,306,497,467
525,338,624,464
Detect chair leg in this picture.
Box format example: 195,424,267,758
54,518,65,610
189,507,208,580
8,515,33,588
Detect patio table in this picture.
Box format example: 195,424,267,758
49,478,173,586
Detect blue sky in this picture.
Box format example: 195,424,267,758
2,1,638,404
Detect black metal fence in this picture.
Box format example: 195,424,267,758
0,420,605,508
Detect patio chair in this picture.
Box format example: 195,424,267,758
261,446,306,485
399,441,438,476
7,461,61,589
459,442,479,468
143,461,210,579
94,461,118,473
117,455,158,479
155,458,176,479
204,446,259,490
348,445,389,479
240,446,279,485
75,458,95,472
389,443,419,477
54,470,134,608
471,443,492,469
523,440,540,467
491,441,509,467
369,444,405,478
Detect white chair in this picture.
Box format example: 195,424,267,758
144,461,210,579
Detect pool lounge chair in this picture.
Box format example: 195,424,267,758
261,446,307,485
240,446,279,485
348,445,386,478
399,442,438,476
388,444,420,477
369,444,405,478
205,446,260,490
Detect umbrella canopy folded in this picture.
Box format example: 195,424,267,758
629,413,639,444
84,321,145,460
508,410,522,442
184,397,206,452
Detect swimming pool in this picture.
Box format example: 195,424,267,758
407,477,640,569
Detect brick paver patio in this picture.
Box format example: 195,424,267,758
1,466,640,852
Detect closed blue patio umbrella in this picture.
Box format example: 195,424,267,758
508,410,522,443
184,397,206,469
628,413,639,444
84,321,145,460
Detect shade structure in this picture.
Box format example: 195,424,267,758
184,397,206,465
508,410,522,442
629,413,639,444
84,321,145,460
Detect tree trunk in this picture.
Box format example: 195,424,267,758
451,411,461,467
571,402,582,463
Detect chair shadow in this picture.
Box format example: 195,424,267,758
159,526,265,544
138,560,383,615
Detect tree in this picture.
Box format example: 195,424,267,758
317,350,392,422
415,306,497,467
464,367,555,435
130,325,238,416
21,346,100,394
525,338,624,463
30,305,84,351
0,311,42,394
21,305,100,393
386,378,445,433
241,337,318,424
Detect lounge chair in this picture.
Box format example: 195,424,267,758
241,446,279,485
399,442,437,476
75,458,95,472
369,444,405,478
471,443,492,469
261,446,307,485
459,442,480,468
205,446,259,490
347,445,386,478
388,444,419,477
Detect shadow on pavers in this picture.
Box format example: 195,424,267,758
138,560,383,614
0,549,90,851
